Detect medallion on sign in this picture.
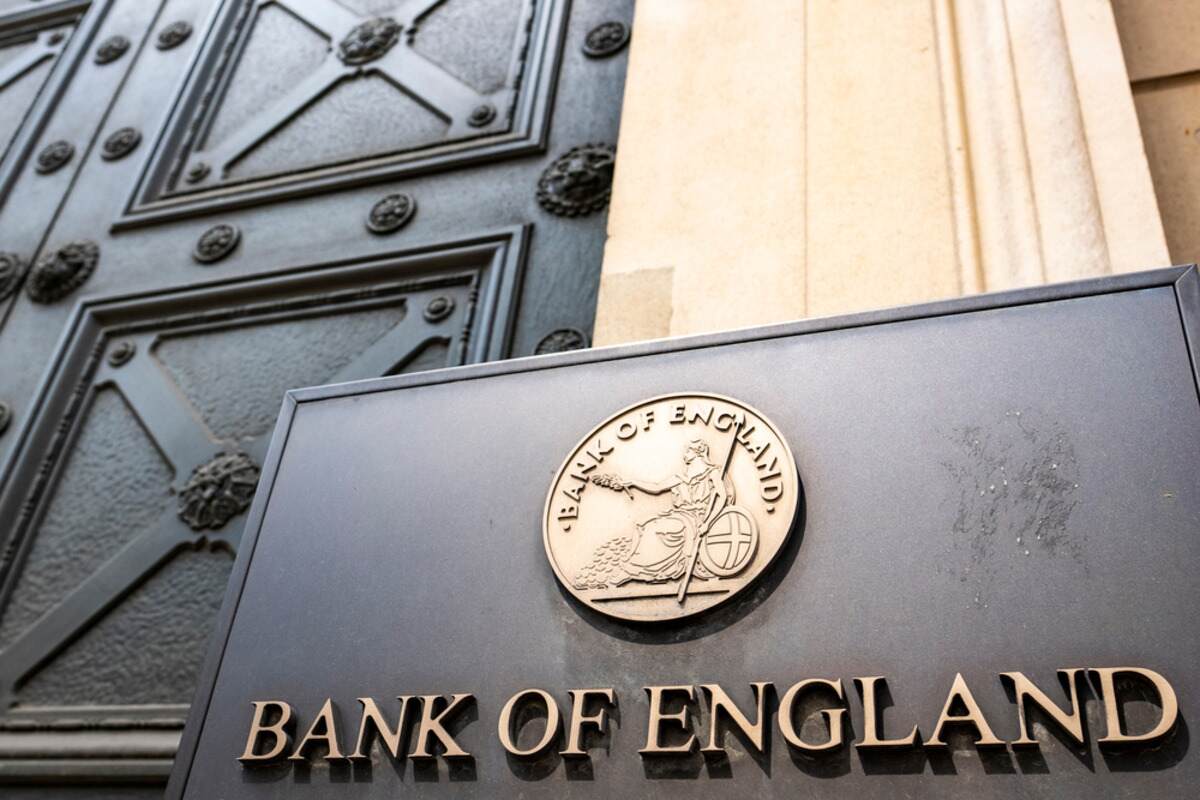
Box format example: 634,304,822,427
543,393,799,622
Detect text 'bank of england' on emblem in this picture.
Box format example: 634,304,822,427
543,393,799,623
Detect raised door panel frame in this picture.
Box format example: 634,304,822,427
114,0,568,229
0,0,95,212
0,0,193,335
0,225,525,782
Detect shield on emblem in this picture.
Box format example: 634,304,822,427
698,506,759,577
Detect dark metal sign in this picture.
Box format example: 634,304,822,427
169,267,1200,799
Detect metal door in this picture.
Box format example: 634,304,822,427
0,0,632,789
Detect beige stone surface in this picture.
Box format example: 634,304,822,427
1008,0,1110,282
950,0,1166,286
952,0,1044,290
592,267,674,346
594,0,805,345
1133,77,1200,264
1113,0,1200,81
595,0,1172,345
805,0,961,317
1113,0,1200,265
1062,0,1170,272
932,0,983,296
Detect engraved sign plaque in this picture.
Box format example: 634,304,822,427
544,393,799,621
169,268,1200,800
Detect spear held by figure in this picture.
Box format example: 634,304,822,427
676,415,742,604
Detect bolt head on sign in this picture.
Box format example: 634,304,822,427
543,393,799,623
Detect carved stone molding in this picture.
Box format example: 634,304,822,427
192,224,240,263
338,17,401,65
949,0,1168,287
0,401,11,437
582,21,630,58
34,141,74,175
534,327,588,354
177,452,260,531
26,242,98,304
366,193,417,234
101,127,141,161
93,35,130,65
536,144,615,217
0,252,27,302
423,295,454,322
155,21,192,51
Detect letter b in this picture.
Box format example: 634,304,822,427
239,701,294,763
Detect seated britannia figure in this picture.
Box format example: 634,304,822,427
574,439,732,589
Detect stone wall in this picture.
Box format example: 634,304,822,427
595,0,1170,344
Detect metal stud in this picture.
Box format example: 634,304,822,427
193,224,241,264
582,21,630,58
185,162,211,184
101,127,142,161
94,35,130,64
423,296,455,323
156,21,192,50
34,141,73,174
107,340,136,367
468,103,497,128
366,192,417,235
535,327,588,354
0,252,26,302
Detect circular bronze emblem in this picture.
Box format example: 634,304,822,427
543,393,799,623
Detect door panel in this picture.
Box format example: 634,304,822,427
0,4,79,172
0,232,523,780
125,0,567,222
0,31,64,161
0,0,173,358
0,0,631,788
18,547,231,707
0,1,81,284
